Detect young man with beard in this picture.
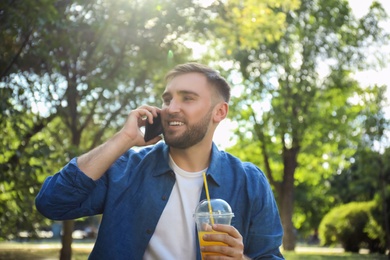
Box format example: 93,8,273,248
36,63,284,259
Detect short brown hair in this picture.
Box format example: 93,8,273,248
165,62,231,102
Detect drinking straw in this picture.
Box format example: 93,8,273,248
202,172,215,225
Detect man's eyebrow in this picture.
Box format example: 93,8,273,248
181,90,199,96
162,90,199,98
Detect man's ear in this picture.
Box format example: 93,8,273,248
213,102,228,123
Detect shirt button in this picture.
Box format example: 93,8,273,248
146,229,152,234
162,195,167,201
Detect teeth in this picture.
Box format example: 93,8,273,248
169,121,184,126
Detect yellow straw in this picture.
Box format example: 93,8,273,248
202,172,215,225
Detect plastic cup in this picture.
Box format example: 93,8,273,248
194,199,234,259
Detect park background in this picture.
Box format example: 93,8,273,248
1,0,390,259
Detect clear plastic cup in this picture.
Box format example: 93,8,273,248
194,199,234,258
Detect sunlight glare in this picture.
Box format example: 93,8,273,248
192,0,215,8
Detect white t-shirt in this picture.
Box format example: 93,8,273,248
143,155,206,260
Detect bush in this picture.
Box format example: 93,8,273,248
318,201,386,253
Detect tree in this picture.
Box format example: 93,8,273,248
0,85,57,240
1,0,62,238
221,0,389,250
0,0,57,236
327,146,390,253
1,0,201,259
0,0,59,78
327,85,390,253
1,0,301,253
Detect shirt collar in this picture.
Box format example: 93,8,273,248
150,142,223,186
205,143,223,187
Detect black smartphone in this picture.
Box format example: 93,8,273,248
144,114,163,142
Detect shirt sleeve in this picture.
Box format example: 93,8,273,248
35,157,106,220
244,164,284,259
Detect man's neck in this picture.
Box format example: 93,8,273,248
169,142,212,172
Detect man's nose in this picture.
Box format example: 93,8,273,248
166,99,180,113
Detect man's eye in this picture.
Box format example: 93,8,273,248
183,96,194,101
163,99,171,105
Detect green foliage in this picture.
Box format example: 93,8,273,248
0,113,57,240
211,0,300,50
324,142,390,254
0,0,200,241
0,0,59,77
224,0,390,248
328,148,385,203
318,201,386,254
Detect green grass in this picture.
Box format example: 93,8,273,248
0,249,387,260
0,248,90,260
283,251,388,259
0,241,91,260
0,242,388,260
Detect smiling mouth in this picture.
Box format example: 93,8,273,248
169,121,184,126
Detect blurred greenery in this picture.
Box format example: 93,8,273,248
319,201,385,253
283,252,388,260
224,0,390,249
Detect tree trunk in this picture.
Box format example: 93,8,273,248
280,170,296,250
280,147,299,251
60,219,74,260
379,166,390,255
59,74,81,260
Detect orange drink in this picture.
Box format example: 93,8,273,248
198,231,228,258
195,176,234,260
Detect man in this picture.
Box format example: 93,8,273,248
36,63,284,259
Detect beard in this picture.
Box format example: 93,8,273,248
163,108,213,149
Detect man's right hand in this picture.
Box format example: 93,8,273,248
77,105,162,180
119,105,162,147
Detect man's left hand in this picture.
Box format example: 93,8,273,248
201,224,249,259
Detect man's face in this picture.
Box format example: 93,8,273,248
161,72,215,149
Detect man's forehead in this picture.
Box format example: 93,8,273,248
162,73,210,95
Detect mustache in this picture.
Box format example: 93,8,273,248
165,114,186,122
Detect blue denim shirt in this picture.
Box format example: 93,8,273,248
36,142,284,259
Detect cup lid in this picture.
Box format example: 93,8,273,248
194,199,234,217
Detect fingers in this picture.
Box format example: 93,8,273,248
201,225,244,259
202,223,213,232
201,246,238,259
134,105,160,124
212,224,241,239
119,105,161,146
202,228,240,248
